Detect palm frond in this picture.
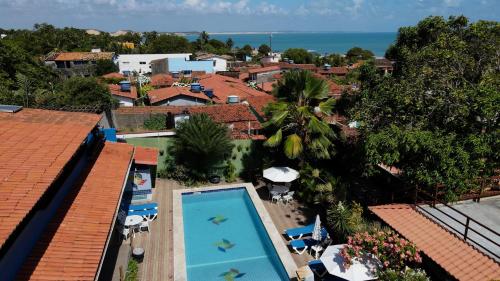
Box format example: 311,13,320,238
318,98,336,115
284,134,303,159
264,129,282,147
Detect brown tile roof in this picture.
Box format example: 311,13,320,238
0,109,101,249
245,95,276,118
53,52,114,61
108,84,138,100
319,66,349,76
147,87,210,104
369,204,500,281
256,81,275,93
280,63,318,71
17,142,133,281
115,104,263,139
102,72,125,79
134,146,158,165
374,58,393,68
247,65,281,74
198,74,269,103
150,73,174,87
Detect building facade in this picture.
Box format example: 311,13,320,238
116,54,192,74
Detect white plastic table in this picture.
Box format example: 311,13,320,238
125,215,143,226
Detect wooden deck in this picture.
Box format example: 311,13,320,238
108,179,316,281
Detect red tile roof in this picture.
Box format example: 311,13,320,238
115,104,263,139
198,74,269,104
108,84,138,100
150,73,174,87
247,65,281,74
280,63,318,71
369,204,500,281
256,81,275,93
102,72,125,79
319,66,349,76
0,109,101,249
134,146,158,165
53,52,114,61
147,87,210,104
245,95,276,118
17,142,133,281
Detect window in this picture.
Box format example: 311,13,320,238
139,61,146,64
122,61,130,65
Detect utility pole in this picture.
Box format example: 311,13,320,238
269,33,273,55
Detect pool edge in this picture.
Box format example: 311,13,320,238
172,183,298,281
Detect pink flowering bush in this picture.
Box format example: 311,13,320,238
340,230,422,271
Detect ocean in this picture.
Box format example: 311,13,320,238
184,32,397,57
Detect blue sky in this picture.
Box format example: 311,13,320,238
0,0,498,32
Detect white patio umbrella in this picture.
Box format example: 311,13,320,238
311,214,323,259
320,244,381,281
263,167,299,183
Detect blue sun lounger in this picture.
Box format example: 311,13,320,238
289,228,329,255
308,260,328,278
127,209,158,221
284,223,315,240
128,203,158,212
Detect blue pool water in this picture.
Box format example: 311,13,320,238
182,188,289,281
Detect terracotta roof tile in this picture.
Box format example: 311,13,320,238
108,84,138,100
198,74,269,103
247,66,281,74
245,95,276,118
147,87,210,104
369,204,500,281
17,142,133,281
101,72,125,79
150,74,174,87
115,104,262,139
0,109,101,249
134,146,158,165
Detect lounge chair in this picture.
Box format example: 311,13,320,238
127,209,157,221
128,202,158,212
285,224,328,240
289,229,330,255
308,260,328,278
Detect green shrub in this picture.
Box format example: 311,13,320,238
326,201,364,241
125,259,138,281
224,161,237,183
143,114,167,131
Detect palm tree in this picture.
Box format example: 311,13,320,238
172,113,234,179
264,70,337,162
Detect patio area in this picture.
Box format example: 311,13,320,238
106,179,318,281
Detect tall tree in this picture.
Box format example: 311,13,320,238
282,48,314,64
226,37,234,49
171,113,234,179
345,47,374,64
352,16,500,199
264,70,337,162
258,44,271,56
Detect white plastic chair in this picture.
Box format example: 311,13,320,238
282,191,295,204
121,227,130,240
140,220,150,232
271,194,282,204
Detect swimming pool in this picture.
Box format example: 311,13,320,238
173,184,296,281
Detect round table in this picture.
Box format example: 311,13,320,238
125,215,143,226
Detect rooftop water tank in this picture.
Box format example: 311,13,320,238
203,89,214,98
191,83,202,93
227,95,240,104
119,81,131,92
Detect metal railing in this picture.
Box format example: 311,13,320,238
414,188,500,261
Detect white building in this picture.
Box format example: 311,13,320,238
115,54,191,74
261,53,281,64
196,54,228,72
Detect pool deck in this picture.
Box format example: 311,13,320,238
107,179,315,281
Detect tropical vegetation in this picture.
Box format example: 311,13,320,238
169,113,234,182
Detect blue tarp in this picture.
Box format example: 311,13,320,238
101,128,117,142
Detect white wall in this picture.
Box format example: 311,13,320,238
114,95,135,107
116,54,191,74
199,57,227,72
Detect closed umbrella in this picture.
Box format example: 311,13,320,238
311,214,323,259
320,244,380,281
263,167,299,183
